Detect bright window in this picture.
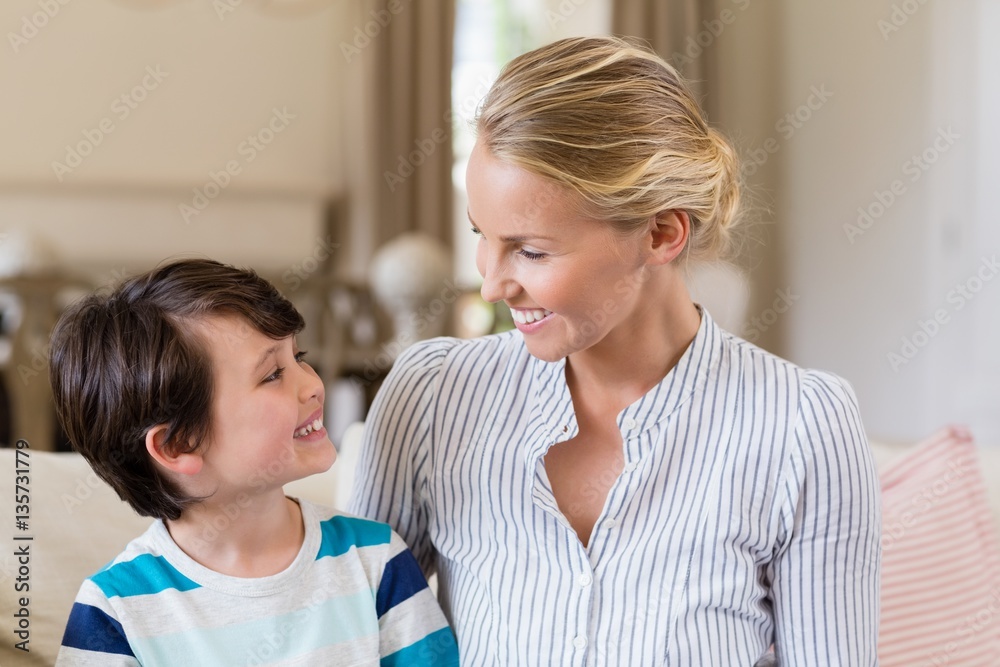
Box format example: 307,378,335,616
450,0,612,289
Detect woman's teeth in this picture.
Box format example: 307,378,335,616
294,418,323,438
510,308,552,324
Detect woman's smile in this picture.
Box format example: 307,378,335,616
509,306,554,331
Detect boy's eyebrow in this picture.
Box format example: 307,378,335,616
253,344,281,372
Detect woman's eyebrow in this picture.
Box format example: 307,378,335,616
467,210,555,243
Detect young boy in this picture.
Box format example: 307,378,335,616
49,259,459,666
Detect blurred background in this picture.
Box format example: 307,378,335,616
0,0,997,450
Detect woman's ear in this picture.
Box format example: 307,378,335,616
145,424,203,477
647,210,690,265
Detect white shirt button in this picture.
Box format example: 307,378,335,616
601,518,617,530
624,417,637,430
573,636,588,650
577,573,592,587
623,461,638,473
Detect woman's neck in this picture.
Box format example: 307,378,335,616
165,491,305,578
566,272,701,409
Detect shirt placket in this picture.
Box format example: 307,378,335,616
580,410,655,666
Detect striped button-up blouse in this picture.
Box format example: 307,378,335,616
349,307,881,666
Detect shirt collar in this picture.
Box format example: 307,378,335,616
526,304,724,454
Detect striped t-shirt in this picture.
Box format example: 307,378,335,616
56,499,459,666
349,307,882,666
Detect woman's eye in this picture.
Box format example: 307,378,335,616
295,351,308,363
470,226,482,237
518,249,546,261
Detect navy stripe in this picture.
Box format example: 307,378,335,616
376,550,429,618
61,602,135,656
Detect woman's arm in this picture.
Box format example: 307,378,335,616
347,340,452,577
768,371,882,666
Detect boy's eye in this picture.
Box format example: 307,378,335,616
470,226,482,237
262,367,285,383
263,351,308,383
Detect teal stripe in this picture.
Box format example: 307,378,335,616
316,515,392,560
381,627,460,667
91,554,200,599
133,590,379,665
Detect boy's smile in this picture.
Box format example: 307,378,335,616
186,313,336,499
293,408,326,439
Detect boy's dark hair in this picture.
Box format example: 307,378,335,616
49,259,304,521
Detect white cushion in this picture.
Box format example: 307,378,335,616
870,436,1000,525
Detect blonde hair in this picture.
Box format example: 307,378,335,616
475,36,742,261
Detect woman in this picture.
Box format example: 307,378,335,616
350,36,880,665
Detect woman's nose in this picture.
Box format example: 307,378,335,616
478,251,518,304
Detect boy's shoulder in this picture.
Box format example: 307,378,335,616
303,500,407,558
81,520,196,601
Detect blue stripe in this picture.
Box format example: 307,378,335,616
381,627,459,667
375,550,428,617
61,602,134,656
91,553,200,598
316,514,391,560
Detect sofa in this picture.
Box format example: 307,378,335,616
1,424,998,666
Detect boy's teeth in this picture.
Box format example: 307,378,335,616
294,417,323,438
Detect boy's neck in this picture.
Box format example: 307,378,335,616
164,491,306,578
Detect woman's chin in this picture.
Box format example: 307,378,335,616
522,339,572,364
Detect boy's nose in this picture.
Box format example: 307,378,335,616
297,363,324,404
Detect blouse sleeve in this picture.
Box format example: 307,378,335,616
347,339,453,578
768,370,882,666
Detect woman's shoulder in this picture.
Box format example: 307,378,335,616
714,330,870,478
717,326,857,401
391,330,528,375
712,325,863,441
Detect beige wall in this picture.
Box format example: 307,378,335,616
3,1,995,442
1,0,352,275
709,0,998,442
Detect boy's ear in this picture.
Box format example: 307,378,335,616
646,209,690,265
145,424,203,476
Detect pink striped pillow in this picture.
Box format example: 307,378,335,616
878,426,1000,665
